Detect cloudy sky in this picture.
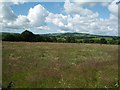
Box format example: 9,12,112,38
0,0,119,36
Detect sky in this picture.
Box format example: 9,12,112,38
0,0,119,36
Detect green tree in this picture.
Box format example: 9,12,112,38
100,38,107,44
83,39,90,43
3,34,16,41
21,30,35,42
66,37,76,43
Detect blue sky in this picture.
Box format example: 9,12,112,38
0,0,119,36
11,2,64,15
11,2,110,19
86,3,111,19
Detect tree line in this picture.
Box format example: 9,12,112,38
2,30,120,44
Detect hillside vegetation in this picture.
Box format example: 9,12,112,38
2,30,120,44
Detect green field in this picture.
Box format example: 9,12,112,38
2,42,118,88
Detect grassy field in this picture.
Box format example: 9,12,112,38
2,42,118,88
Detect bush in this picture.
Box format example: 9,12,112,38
100,38,107,44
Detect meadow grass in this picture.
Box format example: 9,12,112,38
2,42,118,88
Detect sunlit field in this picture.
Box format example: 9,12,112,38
2,42,118,88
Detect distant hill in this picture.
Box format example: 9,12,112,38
1,32,119,38
1,31,120,44
37,32,119,38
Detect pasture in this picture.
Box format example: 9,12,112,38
2,42,118,88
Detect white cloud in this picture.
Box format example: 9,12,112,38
101,2,109,7
0,4,17,21
108,0,119,17
73,0,96,7
46,13,67,27
36,26,50,30
0,0,118,36
27,4,49,27
45,0,118,36
0,4,50,30
15,15,30,28
0,0,29,5
64,0,98,17
71,0,112,2
17,15,29,24
1,15,29,29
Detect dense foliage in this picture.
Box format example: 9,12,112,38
2,30,120,44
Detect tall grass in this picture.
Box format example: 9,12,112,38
2,42,118,88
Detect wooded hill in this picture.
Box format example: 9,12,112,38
1,30,120,44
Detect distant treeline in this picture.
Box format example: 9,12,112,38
2,30,120,44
